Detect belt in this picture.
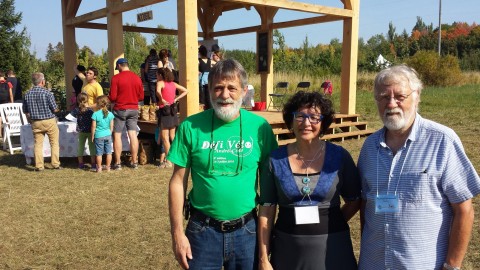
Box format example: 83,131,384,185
190,207,256,233
31,117,55,121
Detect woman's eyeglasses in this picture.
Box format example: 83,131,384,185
293,112,323,124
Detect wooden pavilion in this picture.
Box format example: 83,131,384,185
61,0,371,142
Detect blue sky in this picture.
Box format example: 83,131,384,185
15,0,480,60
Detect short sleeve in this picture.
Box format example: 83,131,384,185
167,120,192,168
441,136,480,203
259,158,278,205
339,148,362,201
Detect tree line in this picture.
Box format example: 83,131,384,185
1,0,478,96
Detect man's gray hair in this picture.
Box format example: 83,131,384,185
208,59,248,90
32,72,45,86
374,65,423,95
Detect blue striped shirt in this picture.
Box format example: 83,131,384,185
22,86,58,120
358,114,480,270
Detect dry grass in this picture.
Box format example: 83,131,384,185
0,82,479,269
0,156,178,269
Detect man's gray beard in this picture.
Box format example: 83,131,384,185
382,108,415,131
210,95,244,122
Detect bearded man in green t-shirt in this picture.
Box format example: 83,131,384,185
168,59,277,270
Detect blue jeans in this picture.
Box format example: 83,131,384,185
185,217,257,270
94,135,112,156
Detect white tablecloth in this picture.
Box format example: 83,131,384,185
20,121,135,164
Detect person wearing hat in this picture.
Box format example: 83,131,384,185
109,58,144,170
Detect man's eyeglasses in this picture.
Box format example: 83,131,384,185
376,91,416,104
293,112,323,124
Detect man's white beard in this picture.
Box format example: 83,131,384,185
382,107,415,131
210,95,243,122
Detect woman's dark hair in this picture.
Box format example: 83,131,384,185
162,68,174,82
198,45,208,58
159,49,168,59
282,91,335,137
149,48,157,57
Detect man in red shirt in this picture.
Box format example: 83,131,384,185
109,58,144,170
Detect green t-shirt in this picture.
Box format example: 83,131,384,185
168,109,278,220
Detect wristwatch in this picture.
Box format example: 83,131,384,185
443,262,460,270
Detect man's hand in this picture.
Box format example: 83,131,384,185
172,231,192,269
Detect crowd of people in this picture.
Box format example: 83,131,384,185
16,49,188,172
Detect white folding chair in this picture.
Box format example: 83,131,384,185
0,103,28,154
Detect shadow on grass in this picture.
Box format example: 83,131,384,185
0,150,80,171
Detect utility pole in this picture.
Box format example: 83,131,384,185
438,0,442,56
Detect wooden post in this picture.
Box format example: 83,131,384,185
257,7,277,104
61,0,77,109
106,0,124,79
178,0,199,118
340,0,359,114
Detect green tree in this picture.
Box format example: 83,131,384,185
413,16,427,33
388,21,397,58
42,42,65,90
407,50,462,86
151,25,178,64
0,0,36,94
273,29,287,72
124,25,149,75
224,49,256,74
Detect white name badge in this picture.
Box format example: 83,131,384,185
375,194,399,213
294,205,320,224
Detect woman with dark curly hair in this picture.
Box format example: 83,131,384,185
258,91,361,270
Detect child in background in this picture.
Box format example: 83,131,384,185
91,95,114,173
71,93,96,170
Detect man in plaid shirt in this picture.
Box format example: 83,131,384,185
23,72,61,171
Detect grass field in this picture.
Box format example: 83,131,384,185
0,84,479,269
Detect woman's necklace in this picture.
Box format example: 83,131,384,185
295,142,325,196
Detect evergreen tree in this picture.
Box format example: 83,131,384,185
0,0,35,94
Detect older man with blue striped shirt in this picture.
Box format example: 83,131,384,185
358,65,480,270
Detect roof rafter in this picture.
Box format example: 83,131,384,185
212,14,342,37
227,0,353,17
65,0,167,26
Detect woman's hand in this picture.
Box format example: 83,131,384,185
259,259,274,270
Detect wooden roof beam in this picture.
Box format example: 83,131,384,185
76,22,192,37
341,0,353,10
212,14,342,37
65,0,166,26
228,0,353,17
66,0,82,18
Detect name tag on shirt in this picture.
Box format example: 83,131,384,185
294,205,320,224
375,194,399,213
